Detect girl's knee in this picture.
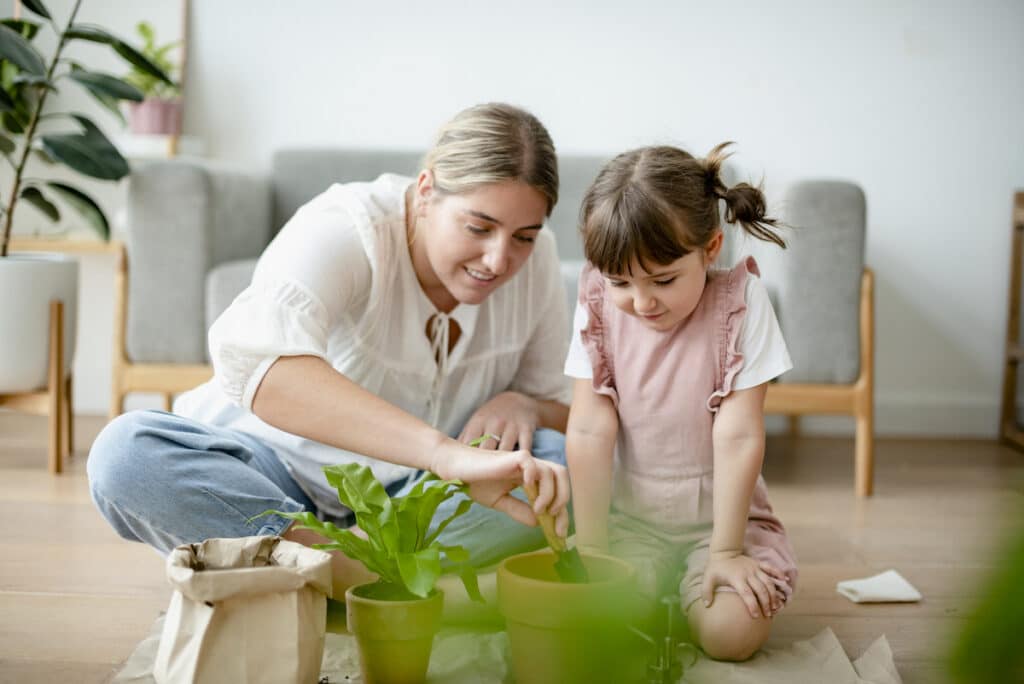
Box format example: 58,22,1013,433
688,594,771,662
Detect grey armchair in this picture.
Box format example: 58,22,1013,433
113,150,872,494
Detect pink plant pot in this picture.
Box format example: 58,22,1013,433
127,98,182,136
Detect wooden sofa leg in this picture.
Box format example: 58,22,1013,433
855,402,874,497
63,375,73,459
161,393,173,412
787,415,800,438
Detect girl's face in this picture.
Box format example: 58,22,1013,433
409,171,548,313
603,231,723,331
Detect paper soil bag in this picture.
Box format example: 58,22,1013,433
153,535,332,684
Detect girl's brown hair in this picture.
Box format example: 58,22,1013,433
579,142,784,275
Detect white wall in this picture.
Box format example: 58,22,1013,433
16,0,1024,436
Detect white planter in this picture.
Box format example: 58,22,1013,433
0,253,78,393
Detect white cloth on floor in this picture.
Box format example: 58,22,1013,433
836,569,922,603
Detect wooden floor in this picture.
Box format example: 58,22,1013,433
0,414,1021,684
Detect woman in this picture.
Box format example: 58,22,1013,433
88,103,572,597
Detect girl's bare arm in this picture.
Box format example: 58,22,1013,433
565,379,619,550
709,383,768,556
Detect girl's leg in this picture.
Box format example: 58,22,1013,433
681,545,774,661
87,410,314,555
686,594,772,662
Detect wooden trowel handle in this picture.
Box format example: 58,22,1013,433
523,480,566,553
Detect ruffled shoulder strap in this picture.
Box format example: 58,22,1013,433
577,262,619,406
706,256,759,411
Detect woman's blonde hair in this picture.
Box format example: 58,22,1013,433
580,143,785,275
422,103,558,216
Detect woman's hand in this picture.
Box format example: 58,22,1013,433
458,391,541,452
429,437,571,536
701,551,787,619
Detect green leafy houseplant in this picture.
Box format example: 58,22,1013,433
122,21,179,100
262,462,484,603
0,0,172,256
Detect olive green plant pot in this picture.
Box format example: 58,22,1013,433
497,549,644,684
344,582,444,684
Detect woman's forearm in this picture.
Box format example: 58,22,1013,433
251,354,449,471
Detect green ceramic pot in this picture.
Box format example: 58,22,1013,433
344,582,444,684
497,549,643,684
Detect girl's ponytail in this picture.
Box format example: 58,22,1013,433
703,142,786,248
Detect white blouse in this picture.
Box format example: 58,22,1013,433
174,174,572,517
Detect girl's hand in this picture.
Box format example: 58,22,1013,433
429,439,571,536
701,551,786,619
458,392,540,452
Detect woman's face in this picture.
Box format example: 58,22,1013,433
409,171,549,312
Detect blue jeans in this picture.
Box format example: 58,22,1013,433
87,410,566,568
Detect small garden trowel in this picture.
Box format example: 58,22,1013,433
523,480,590,584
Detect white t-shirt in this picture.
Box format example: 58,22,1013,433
563,273,792,390
174,174,571,517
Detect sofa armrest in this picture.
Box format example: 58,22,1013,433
126,160,272,364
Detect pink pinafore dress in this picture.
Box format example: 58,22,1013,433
578,256,798,609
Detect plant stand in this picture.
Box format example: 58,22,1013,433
1000,191,1024,450
0,300,71,473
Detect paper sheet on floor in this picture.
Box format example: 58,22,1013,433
114,615,901,684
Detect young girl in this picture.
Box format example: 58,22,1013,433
564,143,798,662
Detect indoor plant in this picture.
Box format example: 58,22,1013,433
0,0,171,393
122,20,181,136
263,461,482,684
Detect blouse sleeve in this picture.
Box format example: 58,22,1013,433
507,231,572,405
208,194,372,409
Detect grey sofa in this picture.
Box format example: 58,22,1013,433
113,149,873,494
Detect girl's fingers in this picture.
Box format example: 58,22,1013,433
745,573,770,618
735,582,762,619
756,571,780,612
760,563,786,579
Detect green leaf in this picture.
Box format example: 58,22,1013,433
64,24,117,45
136,21,154,45
20,0,51,20
88,90,127,125
0,86,14,112
40,115,129,180
12,72,56,90
396,548,441,598
425,497,473,547
458,563,484,603
2,110,25,134
0,20,41,41
21,185,60,222
322,462,390,513
46,181,110,241
113,40,174,87
0,133,14,155
69,70,143,102
0,23,45,75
